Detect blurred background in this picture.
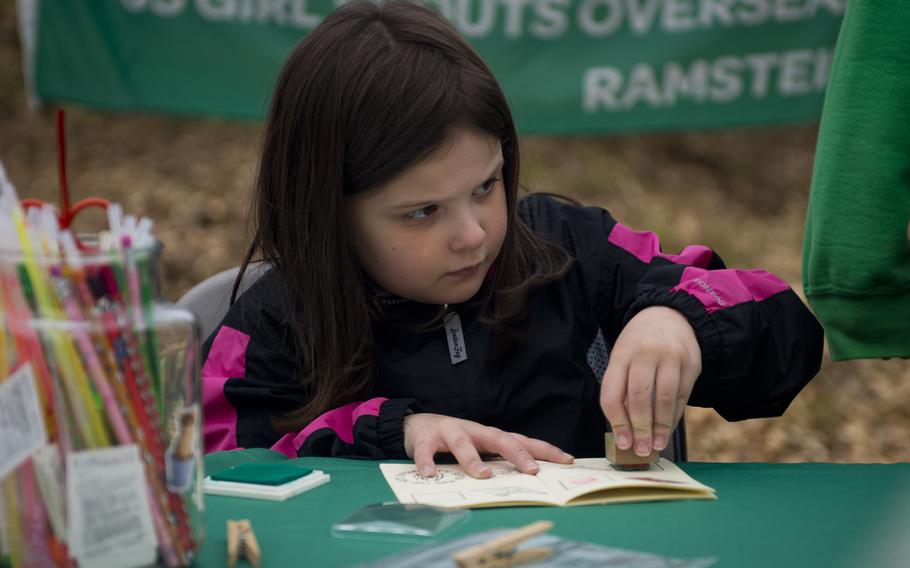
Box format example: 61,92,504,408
2,4,907,463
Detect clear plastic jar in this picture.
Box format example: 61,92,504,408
0,241,203,568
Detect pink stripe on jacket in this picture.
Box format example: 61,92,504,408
672,267,790,313
270,398,386,458
608,222,788,312
202,326,250,453
608,223,714,268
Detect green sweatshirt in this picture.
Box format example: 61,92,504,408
803,1,910,360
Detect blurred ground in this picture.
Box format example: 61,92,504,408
1,7,907,463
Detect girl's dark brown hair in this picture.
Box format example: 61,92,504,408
237,0,572,431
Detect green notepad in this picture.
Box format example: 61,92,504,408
209,463,314,486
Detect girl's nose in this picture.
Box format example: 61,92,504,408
450,211,486,252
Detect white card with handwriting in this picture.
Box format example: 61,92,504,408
0,363,48,480
66,445,157,568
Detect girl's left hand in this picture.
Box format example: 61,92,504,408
599,306,701,457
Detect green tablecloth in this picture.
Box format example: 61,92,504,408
196,450,910,567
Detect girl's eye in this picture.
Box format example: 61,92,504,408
474,177,500,197
405,205,437,222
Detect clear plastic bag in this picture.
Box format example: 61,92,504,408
332,502,470,542
356,528,716,567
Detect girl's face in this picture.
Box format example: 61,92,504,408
346,127,508,305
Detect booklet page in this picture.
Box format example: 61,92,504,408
536,458,715,505
380,462,558,508
381,458,715,509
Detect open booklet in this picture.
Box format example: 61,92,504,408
380,458,715,509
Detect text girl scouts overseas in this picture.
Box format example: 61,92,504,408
201,0,823,479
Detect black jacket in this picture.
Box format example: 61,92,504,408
202,195,824,458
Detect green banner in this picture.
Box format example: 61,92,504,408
26,0,844,134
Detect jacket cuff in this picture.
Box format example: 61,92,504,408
377,398,421,459
625,288,724,373
808,291,910,360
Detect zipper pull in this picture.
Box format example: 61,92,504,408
444,308,468,365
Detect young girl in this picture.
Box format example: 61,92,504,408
202,0,824,478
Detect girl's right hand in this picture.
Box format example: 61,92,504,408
403,413,574,479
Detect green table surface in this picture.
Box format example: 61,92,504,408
196,449,910,567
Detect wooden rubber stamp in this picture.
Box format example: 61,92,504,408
605,432,658,471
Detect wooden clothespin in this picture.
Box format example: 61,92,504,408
605,432,659,471
174,407,196,461
451,521,554,568
227,519,261,568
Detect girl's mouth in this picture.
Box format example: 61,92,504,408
447,263,481,278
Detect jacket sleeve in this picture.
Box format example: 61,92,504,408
520,194,824,421
802,1,910,360
201,270,416,459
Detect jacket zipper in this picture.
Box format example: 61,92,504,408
443,305,470,417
